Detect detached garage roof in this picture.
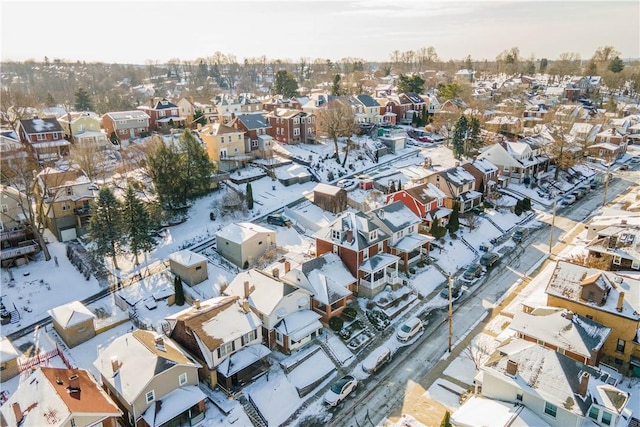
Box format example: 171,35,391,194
48,300,95,328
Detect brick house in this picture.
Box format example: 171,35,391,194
231,113,272,154
461,158,499,197
385,182,450,229
102,110,150,142
424,166,482,213
17,117,70,163
138,98,186,132
265,108,316,144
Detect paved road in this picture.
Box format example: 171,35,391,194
313,166,639,427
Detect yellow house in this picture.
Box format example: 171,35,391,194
544,260,640,375
196,123,246,172
58,112,109,147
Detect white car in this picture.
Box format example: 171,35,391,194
396,317,423,342
324,375,358,406
336,179,355,189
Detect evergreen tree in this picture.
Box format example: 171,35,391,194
193,109,207,126
430,216,447,239
514,199,524,216
246,182,254,210
179,129,215,200
397,74,425,94
148,139,187,210
122,185,156,266
522,197,532,211
539,58,548,73
174,276,185,306
45,92,56,107
451,115,468,159
273,70,299,98
109,131,120,145
74,88,94,111
89,187,124,270
607,56,624,73
440,411,452,427
447,203,460,234
331,74,342,96
466,117,482,157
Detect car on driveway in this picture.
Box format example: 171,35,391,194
440,283,462,299
396,317,423,342
511,227,529,243
479,252,500,268
266,214,291,227
324,375,358,406
336,179,355,189
462,263,483,282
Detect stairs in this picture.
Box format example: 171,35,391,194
460,236,479,256
9,303,20,324
482,213,506,233
237,393,268,427
317,335,343,368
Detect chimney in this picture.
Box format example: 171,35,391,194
284,260,291,273
12,403,22,424
565,311,573,321
242,298,251,313
578,372,589,398
506,360,518,376
155,336,165,350
220,282,228,293
345,229,353,243
194,299,201,310
68,374,80,392
379,209,385,219
589,348,599,366
617,292,625,312
111,356,121,374
244,281,251,298
272,268,280,278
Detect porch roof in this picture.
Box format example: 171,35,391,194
141,385,205,427
275,310,323,342
458,190,483,202
359,253,400,273
392,234,433,252
217,344,270,377
157,116,186,123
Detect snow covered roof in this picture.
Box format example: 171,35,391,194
403,182,446,205
47,300,95,328
369,201,422,232
93,330,200,404
452,395,550,427
236,113,271,130
359,253,400,273
0,367,121,426
168,249,207,267
282,252,354,305
510,307,611,359
215,222,274,244
392,233,433,252
315,211,388,252
0,336,20,363
141,385,205,427
313,182,343,196
216,344,270,377
468,158,498,174
19,117,63,134
226,269,307,316
545,261,640,321
274,310,322,342
104,110,150,121
477,143,524,168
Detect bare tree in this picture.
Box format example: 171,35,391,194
315,99,357,164
544,111,581,180
462,339,491,371
68,142,111,183
0,88,38,129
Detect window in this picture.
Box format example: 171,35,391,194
66,187,73,196
217,341,234,358
588,406,599,420
241,330,257,345
544,402,557,418
613,255,622,265
293,118,299,124
409,226,414,233
633,260,640,270
145,390,155,403
195,266,202,271
601,411,612,425
1,204,7,213
332,244,338,254
70,419,76,427
369,230,378,241
221,136,225,143
179,372,187,386
293,128,300,136
36,133,46,141
362,250,369,260
331,230,341,240
516,393,523,402
378,242,383,252
252,140,259,148
61,203,70,211
616,339,625,353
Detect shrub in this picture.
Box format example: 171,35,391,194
450,232,458,240
366,301,376,310
342,307,357,321
328,316,344,331
409,267,416,274
327,171,335,181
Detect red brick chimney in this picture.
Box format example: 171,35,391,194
68,374,80,392
506,360,518,376
284,260,291,273
617,292,625,312
12,403,22,424
345,229,353,243
244,281,251,298
578,372,589,398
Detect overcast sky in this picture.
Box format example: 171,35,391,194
2,0,638,64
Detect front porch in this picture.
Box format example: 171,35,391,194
215,344,271,395
457,190,483,213
391,234,433,271
357,253,401,298
139,386,206,427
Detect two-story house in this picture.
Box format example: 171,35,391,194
177,96,216,125
544,260,640,375
400,92,427,122
94,330,205,427
461,158,499,197
382,95,413,125
368,201,432,272
166,296,269,394
138,98,186,132
425,166,482,213
477,339,632,427
0,367,122,427
265,109,315,144
314,211,400,298
214,96,243,124
231,113,272,154
17,117,70,163
102,110,150,143
224,269,321,353
585,226,640,271
281,253,355,322
35,167,97,242
0,129,28,164
57,112,109,147
352,95,382,125
587,128,628,163
385,182,450,230
196,123,247,171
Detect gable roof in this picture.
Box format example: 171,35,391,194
19,117,63,134
215,222,274,244
314,211,388,251
369,201,422,232
47,300,95,328
235,113,271,130
403,182,447,205
153,98,178,110
477,143,524,168
225,269,305,316
402,92,425,105
0,367,121,426
282,253,354,305
0,336,20,363
93,330,199,404
355,94,380,108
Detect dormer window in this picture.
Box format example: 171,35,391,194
332,229,342,240
369,230,378,241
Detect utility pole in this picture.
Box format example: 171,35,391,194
602,162,611,208
448,274,453,353
548,191,558,254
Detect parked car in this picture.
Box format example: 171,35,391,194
324,375,358,406
462,263,483,281
479,252,500,268
631,156,640,164
572,188,586,200
396,317,423,342
511,227,529,243
561,194,577,205
336,179,355,189
266,214,291,227
440,283,462,299
619,164,629,170
361,346,392,374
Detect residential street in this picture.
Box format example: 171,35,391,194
318,167,639,427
